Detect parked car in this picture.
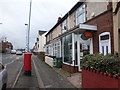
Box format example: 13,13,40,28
22,51,27,53
0,63,7,90
11,50,16,54
16,51,22,55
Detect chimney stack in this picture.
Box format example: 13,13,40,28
57,17,62,22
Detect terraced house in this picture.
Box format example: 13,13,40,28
45,1,120,72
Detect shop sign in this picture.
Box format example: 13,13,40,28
81,32,93,40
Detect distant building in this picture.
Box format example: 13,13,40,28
33,30,47,54
0,41,13,53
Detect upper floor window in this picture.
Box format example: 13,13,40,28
49,33,52,41
76,4,86,25
62,20,67,33
47,35,50,42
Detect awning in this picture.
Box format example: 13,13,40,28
79,24,97,31
46,24,97,44
59,23,97,38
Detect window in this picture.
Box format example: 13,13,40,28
76,4,86,25
63,34,72,64
53,41,61,57
62,20,67,33
47,35,50,42
46,46,49,55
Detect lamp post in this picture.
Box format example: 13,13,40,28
27,0,32,52
25,24,28,52
23,0,32,76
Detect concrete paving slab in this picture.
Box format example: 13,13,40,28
32,55,75,88
14,63,39,89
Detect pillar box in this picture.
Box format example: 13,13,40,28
24,53,32,76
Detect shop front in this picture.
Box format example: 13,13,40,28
61,24,97,72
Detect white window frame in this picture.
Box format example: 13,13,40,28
76,4,86,25
99,32,111,55
62,20,67,33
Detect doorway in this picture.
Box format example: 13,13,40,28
75,34,91,71
99,32,111,55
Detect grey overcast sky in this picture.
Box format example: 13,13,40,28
0,0,79,49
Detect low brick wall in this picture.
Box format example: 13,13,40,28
37,52,45,61
62,64,78,73
45,56,54,67
82,68,120,88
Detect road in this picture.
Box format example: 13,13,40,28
2,53,23,88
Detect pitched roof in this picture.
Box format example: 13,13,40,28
45,2,84,37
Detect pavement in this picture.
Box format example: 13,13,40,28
52,67,82,88
13,63,39,89
13,55,82,89
32,55,75,88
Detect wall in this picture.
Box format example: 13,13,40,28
67,13,76,30
82,68,120,88
45,56,54,67
86,1,108,20
52,25,61,40
113,2,120,54
119,31,120,54
118,8,120,29
38,32,47,52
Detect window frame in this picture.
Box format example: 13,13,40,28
76,4,86,25
99,32,111,55
62,20,67,33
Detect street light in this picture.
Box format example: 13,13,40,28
26,0,32,52
25,24,28,52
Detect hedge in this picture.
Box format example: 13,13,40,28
81,54,120,78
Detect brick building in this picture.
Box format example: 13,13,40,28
45,1,120,72
0,41,13,53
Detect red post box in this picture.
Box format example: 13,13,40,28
24,53,32,76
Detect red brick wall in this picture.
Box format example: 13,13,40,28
62,64,78,73
85,10,114,54
82,68,120,88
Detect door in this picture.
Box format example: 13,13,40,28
99,32,111,55
101,40,109,55
75,34,91,71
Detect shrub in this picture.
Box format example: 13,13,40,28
81,54,120,77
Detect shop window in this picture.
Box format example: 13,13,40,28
80,43,90,56
63,34,72,64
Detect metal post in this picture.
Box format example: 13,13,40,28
27,0,32,52
25,24,28,52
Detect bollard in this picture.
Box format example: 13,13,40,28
24,53,32,76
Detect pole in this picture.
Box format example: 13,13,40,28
27,0,32,52
25,24,28,52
